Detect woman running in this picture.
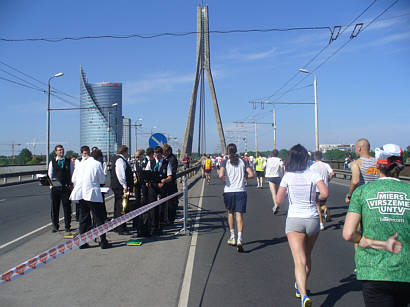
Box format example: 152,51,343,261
219,143,254,252
275,144,328,307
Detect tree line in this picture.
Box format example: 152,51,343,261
0,148,79,166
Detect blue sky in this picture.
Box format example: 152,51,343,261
0,0,409,156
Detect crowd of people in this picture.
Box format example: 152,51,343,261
47,137,408,306
198,139,408,307
47,143,180,250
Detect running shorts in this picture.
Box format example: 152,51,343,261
256,171,264,178
285,217,320,236
205,169,211,174
266,177,281,185
223,192,247,213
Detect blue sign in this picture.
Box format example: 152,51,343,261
149,133,167,148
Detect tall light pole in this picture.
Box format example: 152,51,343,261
135,118,143,152
106,102,118,165
299,68,319,151
46,72,64,170
273,107,277,150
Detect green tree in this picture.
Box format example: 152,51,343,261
323,149,346,161
279,149,289,160
26,157,40,165
65,150,79,159
15,148,33,165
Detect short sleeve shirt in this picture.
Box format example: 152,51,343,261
221,158,248,193
348,178,410,282
265,157,283,178
280,169,322,218
310,161,333,191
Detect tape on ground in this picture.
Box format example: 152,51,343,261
0,191,182,285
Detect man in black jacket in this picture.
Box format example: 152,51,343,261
48,145,73,233
162,144,179,224
110,145,133,235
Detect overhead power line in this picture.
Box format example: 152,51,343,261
275,0,400,100
0,26,333,43
0,60,79,102
257,0,378,102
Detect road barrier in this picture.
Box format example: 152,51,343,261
0,191,182,285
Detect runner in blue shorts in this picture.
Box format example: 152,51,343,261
219,143,254,252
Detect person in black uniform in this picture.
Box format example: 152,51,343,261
110,145,133,235
162,144,179,224
145,146,168,234
48,145,73,233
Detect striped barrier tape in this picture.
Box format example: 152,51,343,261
0,191,182,285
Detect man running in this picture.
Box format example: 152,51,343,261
265,149,284,214
310,151,334,230
345,138,379,274
204,156,212,184
255,153,266,189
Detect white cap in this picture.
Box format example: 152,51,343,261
375,144,403,161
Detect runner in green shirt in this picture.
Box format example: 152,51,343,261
343,144,409,307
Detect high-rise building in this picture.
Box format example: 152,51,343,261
80,67,122,157
122,117,131,150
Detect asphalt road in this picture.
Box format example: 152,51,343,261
187,175,363,307
0,172,365,306
0,182,55,249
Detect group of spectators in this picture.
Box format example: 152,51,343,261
47,143,180,250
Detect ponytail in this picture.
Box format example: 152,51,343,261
227,143,239,166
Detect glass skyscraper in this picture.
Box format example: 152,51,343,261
80,67,122,156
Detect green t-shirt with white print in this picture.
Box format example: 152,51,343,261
348,178,410,282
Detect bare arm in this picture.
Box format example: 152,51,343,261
343,212,402,254
342,212,363,243
218,166,225,180
275,186,287,206
316,180,328,200
246,166,254,179
346,161,360,204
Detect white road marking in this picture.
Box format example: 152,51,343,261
0,217,63,249
178,179,205,307
0,199,6,202
0,194,114,249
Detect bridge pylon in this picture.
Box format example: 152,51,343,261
181,5,226,157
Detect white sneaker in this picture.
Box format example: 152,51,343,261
237,239,244,252
320,223,325,231
227,237,236,246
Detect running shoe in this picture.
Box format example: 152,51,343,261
237,239,244,252
227,237,236,246
295,282,301,298
320,222,324,231
301,295,312,307
272,205,278,215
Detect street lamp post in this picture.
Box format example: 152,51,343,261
299,68,319,151
106,103,118,165
135,118,143,152
46,72,64,170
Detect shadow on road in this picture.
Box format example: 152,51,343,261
243,236,288,253
310,274,362,307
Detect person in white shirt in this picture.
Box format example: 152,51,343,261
310,151,335,230
70,146,111,249
218,143,254,252
265,149,284,214
275,144,328,307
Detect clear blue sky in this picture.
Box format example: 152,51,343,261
1,0,409,156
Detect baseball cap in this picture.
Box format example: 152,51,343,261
375,144,404,168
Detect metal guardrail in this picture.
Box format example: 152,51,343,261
333,169,410,182
0,162,201,186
